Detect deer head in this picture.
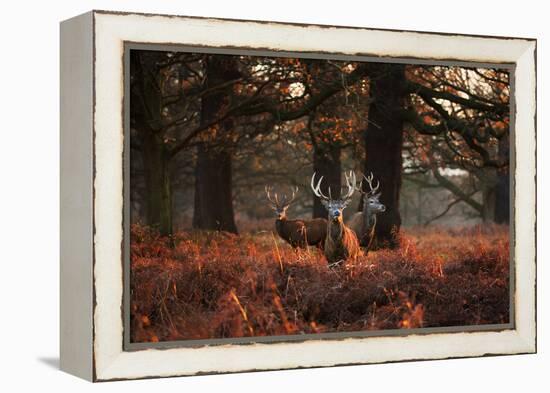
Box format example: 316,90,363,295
265,185,298,220
310,171,356,222
357,173,386,214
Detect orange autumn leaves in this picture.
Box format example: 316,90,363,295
130,223,509,343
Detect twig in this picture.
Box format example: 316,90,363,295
271,232,284,273
229,290,254,336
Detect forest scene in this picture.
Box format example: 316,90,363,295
129,49,511,343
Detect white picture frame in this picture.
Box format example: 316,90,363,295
60,10,536,382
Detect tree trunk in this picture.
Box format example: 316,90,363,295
363,64,406,248
481,185,495,222
494,134,510,224
312,145,341,218
416,186,423,226
494,172,510,224
130,51,173,236
192,55,240,233
141,132,173,236
193,144,238,233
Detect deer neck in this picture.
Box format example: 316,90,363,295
275,216,287,237
328,216,344,242
362,203,376,230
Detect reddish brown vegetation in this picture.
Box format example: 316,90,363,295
130,224,509,343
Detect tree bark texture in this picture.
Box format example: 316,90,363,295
494,134,510,224
192,55,240,233
141,132,173,236
363,64,406,247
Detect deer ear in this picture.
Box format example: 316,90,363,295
342,199,351,208
321,200,329,209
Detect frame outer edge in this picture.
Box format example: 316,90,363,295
59,11,95,381
91,11,538,380
513,41,537,353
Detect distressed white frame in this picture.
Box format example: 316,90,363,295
61,10,536,382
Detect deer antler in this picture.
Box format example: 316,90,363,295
288,186,299,205
357,172,380,196
265,185,298,207
311,172,356,202
280,186,298,206
310,173,330,201
341,171,356,202
265,185,278,206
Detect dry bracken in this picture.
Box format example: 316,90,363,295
130,223,510,343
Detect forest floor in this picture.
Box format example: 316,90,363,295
130,224,510,343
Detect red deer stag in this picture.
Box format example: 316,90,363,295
310,171,360,266
348,173,386,253
265,186,327,249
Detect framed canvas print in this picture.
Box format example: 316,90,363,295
60,10,537,382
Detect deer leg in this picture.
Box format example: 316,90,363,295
301,226,311,254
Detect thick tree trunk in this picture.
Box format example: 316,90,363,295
363,64,406,248
193,144,238,233
141,132,173,236
130,51,173,236
192,55,239,233
312,145,341,219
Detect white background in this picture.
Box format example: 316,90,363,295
0,0,546,391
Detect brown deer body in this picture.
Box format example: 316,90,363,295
324,217,360,265
311,172,361,266
273,217,327,249
347,173,386,252
266,186,326,249
348,213,376,250
303,218,328,248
